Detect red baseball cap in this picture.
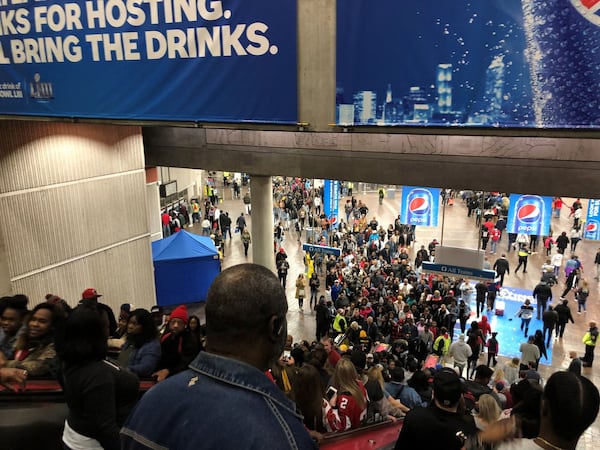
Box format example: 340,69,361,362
81,288,102,299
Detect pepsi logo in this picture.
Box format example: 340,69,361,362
587,222,598,232
517,204,540,222
571,0,600,27
408,196,429,214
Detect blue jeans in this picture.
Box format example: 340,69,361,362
520,318,531,336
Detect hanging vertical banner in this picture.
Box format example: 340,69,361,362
584,199,600,241
323,180,339,226
506,194,552,235
0,0,297,123
400,186,440,226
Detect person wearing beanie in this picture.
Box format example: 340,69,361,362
152,305,199,382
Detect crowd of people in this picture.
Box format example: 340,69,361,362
160,190,253,262
2,178,599,449
263,181,600,447
0,289,203,450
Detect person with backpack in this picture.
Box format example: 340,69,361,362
582,321,599,368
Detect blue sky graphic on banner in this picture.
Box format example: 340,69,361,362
506,194,552,236
0,0,297,123
337,0,600,129
323,180,339,227
400,186,440,227
585,199,600,241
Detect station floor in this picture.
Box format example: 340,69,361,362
186,188,599,448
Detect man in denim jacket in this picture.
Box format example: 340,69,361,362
121,264,317,450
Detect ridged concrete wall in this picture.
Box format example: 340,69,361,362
0,121,156,312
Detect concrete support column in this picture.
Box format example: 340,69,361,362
250,175,275,273
298,0,336,131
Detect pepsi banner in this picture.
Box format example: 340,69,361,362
506,194,552,236
0,0,296,123
400,186,440,227
584,199,600,241
337,0,600,129
323,180,339,227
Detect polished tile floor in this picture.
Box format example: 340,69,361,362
187,187,599,448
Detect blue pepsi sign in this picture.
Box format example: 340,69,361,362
506,194,552,236
0,0,297,123
400,186,440,227
323,180,339,227
585,199,600,241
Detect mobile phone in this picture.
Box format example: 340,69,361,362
282,350,291,362
326,386,337,401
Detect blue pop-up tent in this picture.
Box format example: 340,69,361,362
152,230,220,306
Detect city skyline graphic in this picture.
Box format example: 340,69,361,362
337,0,600,129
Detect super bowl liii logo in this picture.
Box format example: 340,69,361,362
30,73,53,100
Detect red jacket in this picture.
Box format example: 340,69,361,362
478,316,492,339
325,381,368,431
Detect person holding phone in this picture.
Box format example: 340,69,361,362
324,359,368,431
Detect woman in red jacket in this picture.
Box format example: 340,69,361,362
324,358,368,431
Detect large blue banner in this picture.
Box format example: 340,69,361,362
337,0,600,129
585,199,600,241
0,0,297,123
323,180,339,227
400,186,440,227
506,194,552,236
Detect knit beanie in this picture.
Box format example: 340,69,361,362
170,305,189,324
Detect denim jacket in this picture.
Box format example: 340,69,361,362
121,352,317,450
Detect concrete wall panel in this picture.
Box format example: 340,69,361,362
0,121,155,309
12,237,156,312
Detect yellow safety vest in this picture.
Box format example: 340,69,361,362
333,314,346,333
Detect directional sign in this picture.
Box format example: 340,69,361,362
302,244,341,257
421,262,496,281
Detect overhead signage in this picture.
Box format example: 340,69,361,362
400,186,440,227
506,193,552,236
0,0,297,123
337,0,600,129
422,262,496,281
302,243,341,257
323,180,339,226
585,199,600,240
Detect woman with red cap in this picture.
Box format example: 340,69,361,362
152,305,200,382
